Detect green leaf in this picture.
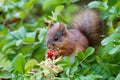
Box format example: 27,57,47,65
115,73,120,80
14,11,25,18
18,27,26,38
107,0,117,7
88,1,108,10
49,5,64,21
38,28,47,43
55,5,64,15
19,11,26,19
0,72,11,79
26,31,36,40
109,6,117,13
87,74,103,79
101,11,110,20
16,39,23,46
101,36,116,46
101,32,120,46
80,74,102,80
88,1,101,8
24,0,37,9
9,31,23,39
12,53,26,74
115,26,120,32
23,37,34,43
41,0,62,10
2,39,16,52
25,59,38,71
17,44,32,55
109,45,120,54
56,57,70,68
85,47,95,57
70,62,78,74
8,27,26,40
0,24,4,30
53,77,70,80
77,51,86,59
66,67,70,76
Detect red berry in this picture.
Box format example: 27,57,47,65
47,50,55,59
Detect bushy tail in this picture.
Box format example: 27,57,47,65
71,8,105,46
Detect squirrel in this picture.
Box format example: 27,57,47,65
45,8,105,62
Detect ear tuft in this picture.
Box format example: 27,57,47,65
58,22,67,36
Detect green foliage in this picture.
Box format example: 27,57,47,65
25,59,38,72
101,26,120,54
12,53,26,74
48,5,64,22
0,0,120,80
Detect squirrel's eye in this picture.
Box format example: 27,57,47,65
54,37,59,41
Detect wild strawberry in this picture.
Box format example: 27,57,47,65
47,50,55,59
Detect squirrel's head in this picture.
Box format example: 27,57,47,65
46,22,69,50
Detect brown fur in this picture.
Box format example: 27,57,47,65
46,9,104,58
46,22,88,57
71,9,104,46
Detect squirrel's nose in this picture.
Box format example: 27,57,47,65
47,44,51,49
47,43,55,49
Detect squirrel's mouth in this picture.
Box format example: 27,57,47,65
53,48,62,53
48,48,62,58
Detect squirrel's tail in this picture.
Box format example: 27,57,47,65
71,8,105,46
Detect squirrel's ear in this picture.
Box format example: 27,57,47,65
59,22,67,36
44,18,53,28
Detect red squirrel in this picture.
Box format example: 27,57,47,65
46,8,105,62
